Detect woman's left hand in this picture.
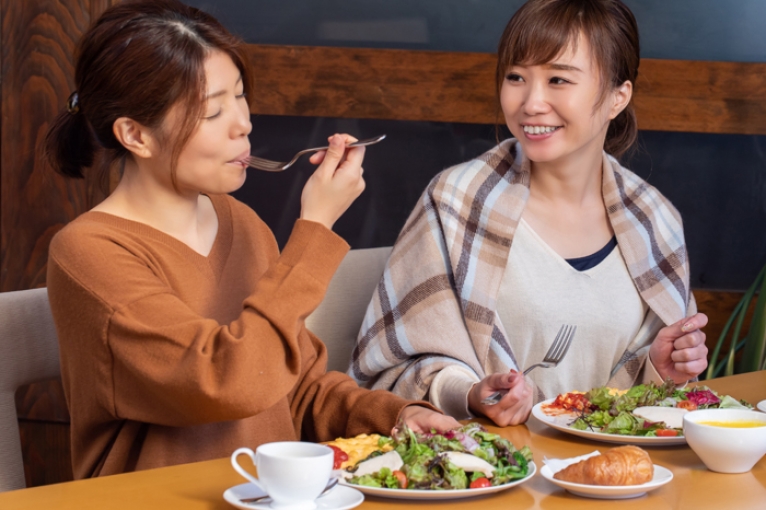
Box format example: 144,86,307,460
649,312,709,384
397,406,462,434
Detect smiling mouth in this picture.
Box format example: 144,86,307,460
522,125,561,135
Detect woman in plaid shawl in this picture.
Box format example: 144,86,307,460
350,0,708,426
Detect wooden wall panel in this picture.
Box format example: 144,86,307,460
635,60,766,135
1,0,119,489
0,0,116,293
245,44,766,136
246,45,500,126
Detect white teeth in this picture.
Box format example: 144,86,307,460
523,125,558,135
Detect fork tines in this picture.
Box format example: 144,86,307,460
246,156,284,171
545,324,576,363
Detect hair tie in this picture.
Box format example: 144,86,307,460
67,91,80,115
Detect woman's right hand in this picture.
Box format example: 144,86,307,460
468,370,533,426
300,133,366,230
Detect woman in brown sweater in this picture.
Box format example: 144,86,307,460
42,0,458,479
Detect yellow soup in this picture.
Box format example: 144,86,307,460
697,420,766,428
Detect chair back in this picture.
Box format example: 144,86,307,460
306,246,392,373
0,288,60,492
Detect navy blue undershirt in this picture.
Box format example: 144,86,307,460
565,236,618,271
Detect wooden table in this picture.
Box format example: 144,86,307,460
3,371,765,510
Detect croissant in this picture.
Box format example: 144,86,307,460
553,445,653,486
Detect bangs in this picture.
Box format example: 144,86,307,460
503,11,582,69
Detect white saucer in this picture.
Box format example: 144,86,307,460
223,483,364,510
757,400,766,413
540,464,673,499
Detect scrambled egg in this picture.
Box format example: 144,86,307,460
325,433,393,470
568,388,627,396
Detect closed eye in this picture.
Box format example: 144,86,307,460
204,110,222,120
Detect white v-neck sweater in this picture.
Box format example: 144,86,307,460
496,219,647,399
428,219,666,418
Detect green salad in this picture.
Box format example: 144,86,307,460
568,379,752,437
346,422,533,490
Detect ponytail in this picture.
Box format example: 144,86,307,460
42,105,96,179
604,102,638,159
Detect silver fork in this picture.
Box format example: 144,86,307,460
246,134,386,172
481,324,576,406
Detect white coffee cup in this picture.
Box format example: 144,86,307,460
231,442,333,509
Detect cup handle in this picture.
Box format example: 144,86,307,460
231,447,267,493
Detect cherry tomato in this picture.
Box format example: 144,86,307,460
677,400,698,411
656,429,679,437
328,445,349,469
392,470,408,489
469,477,491,489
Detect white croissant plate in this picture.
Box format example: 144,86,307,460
540,464,673,499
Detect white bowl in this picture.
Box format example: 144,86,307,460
683,409,766,473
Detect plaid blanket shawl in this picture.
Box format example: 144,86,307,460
349,139,695,401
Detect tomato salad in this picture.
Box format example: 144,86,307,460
547,379,752,437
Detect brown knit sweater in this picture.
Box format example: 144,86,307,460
47,194,412,479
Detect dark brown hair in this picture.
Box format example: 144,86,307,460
496,0,640,158
42,0,253,186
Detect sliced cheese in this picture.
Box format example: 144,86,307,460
633,406,688,429
444,452,496,478
348,450,404,478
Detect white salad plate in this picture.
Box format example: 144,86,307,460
223,483,363,510
338,461,535,500
532,400,687,445
757,399,766,413
540,464,673,499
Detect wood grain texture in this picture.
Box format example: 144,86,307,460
17,419,73,487
1,0,118,488
245,44,766,135
0,0,114,294
635,59,766,135
246,45,499,125
15,379,70,423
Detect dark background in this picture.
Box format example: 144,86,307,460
184,0,766,291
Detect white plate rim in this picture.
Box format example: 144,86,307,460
756,399,766,413
540,463,673,499
338,461,536,500
532,399,687,445
223,482,364,510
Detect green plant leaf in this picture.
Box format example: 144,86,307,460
705,297,746,380
725,269,761,376
705,261,766,379
739,265,766,373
